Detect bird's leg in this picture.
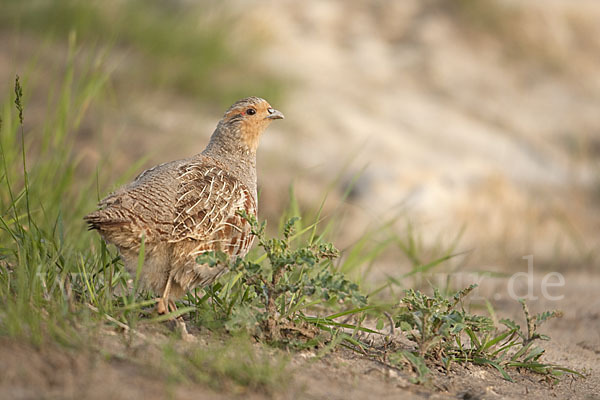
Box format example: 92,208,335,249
156,272,174,315
155,275,193,340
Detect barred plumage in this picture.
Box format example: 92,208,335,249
84,97,283,313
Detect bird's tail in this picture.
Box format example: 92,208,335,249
83,212,104,231
83,210,126,232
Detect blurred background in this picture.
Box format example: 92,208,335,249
2,0,599,279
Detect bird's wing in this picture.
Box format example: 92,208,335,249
169,163,256,258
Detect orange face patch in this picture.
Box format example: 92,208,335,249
233,100,274,151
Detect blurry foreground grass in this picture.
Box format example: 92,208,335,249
0,59,582,394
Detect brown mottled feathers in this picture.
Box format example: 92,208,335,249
84,156,256,293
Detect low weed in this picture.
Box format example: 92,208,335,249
391,286,583,382
186,210,369,344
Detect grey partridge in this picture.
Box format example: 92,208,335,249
84,97,284,313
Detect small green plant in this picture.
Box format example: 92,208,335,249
189,210,368,343
392,286,583,382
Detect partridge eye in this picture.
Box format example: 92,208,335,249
246,108,256,116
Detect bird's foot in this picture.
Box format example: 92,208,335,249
156,298,193,340
156,298,177,315
156,297,168,315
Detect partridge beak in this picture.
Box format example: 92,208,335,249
266,108,284,120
